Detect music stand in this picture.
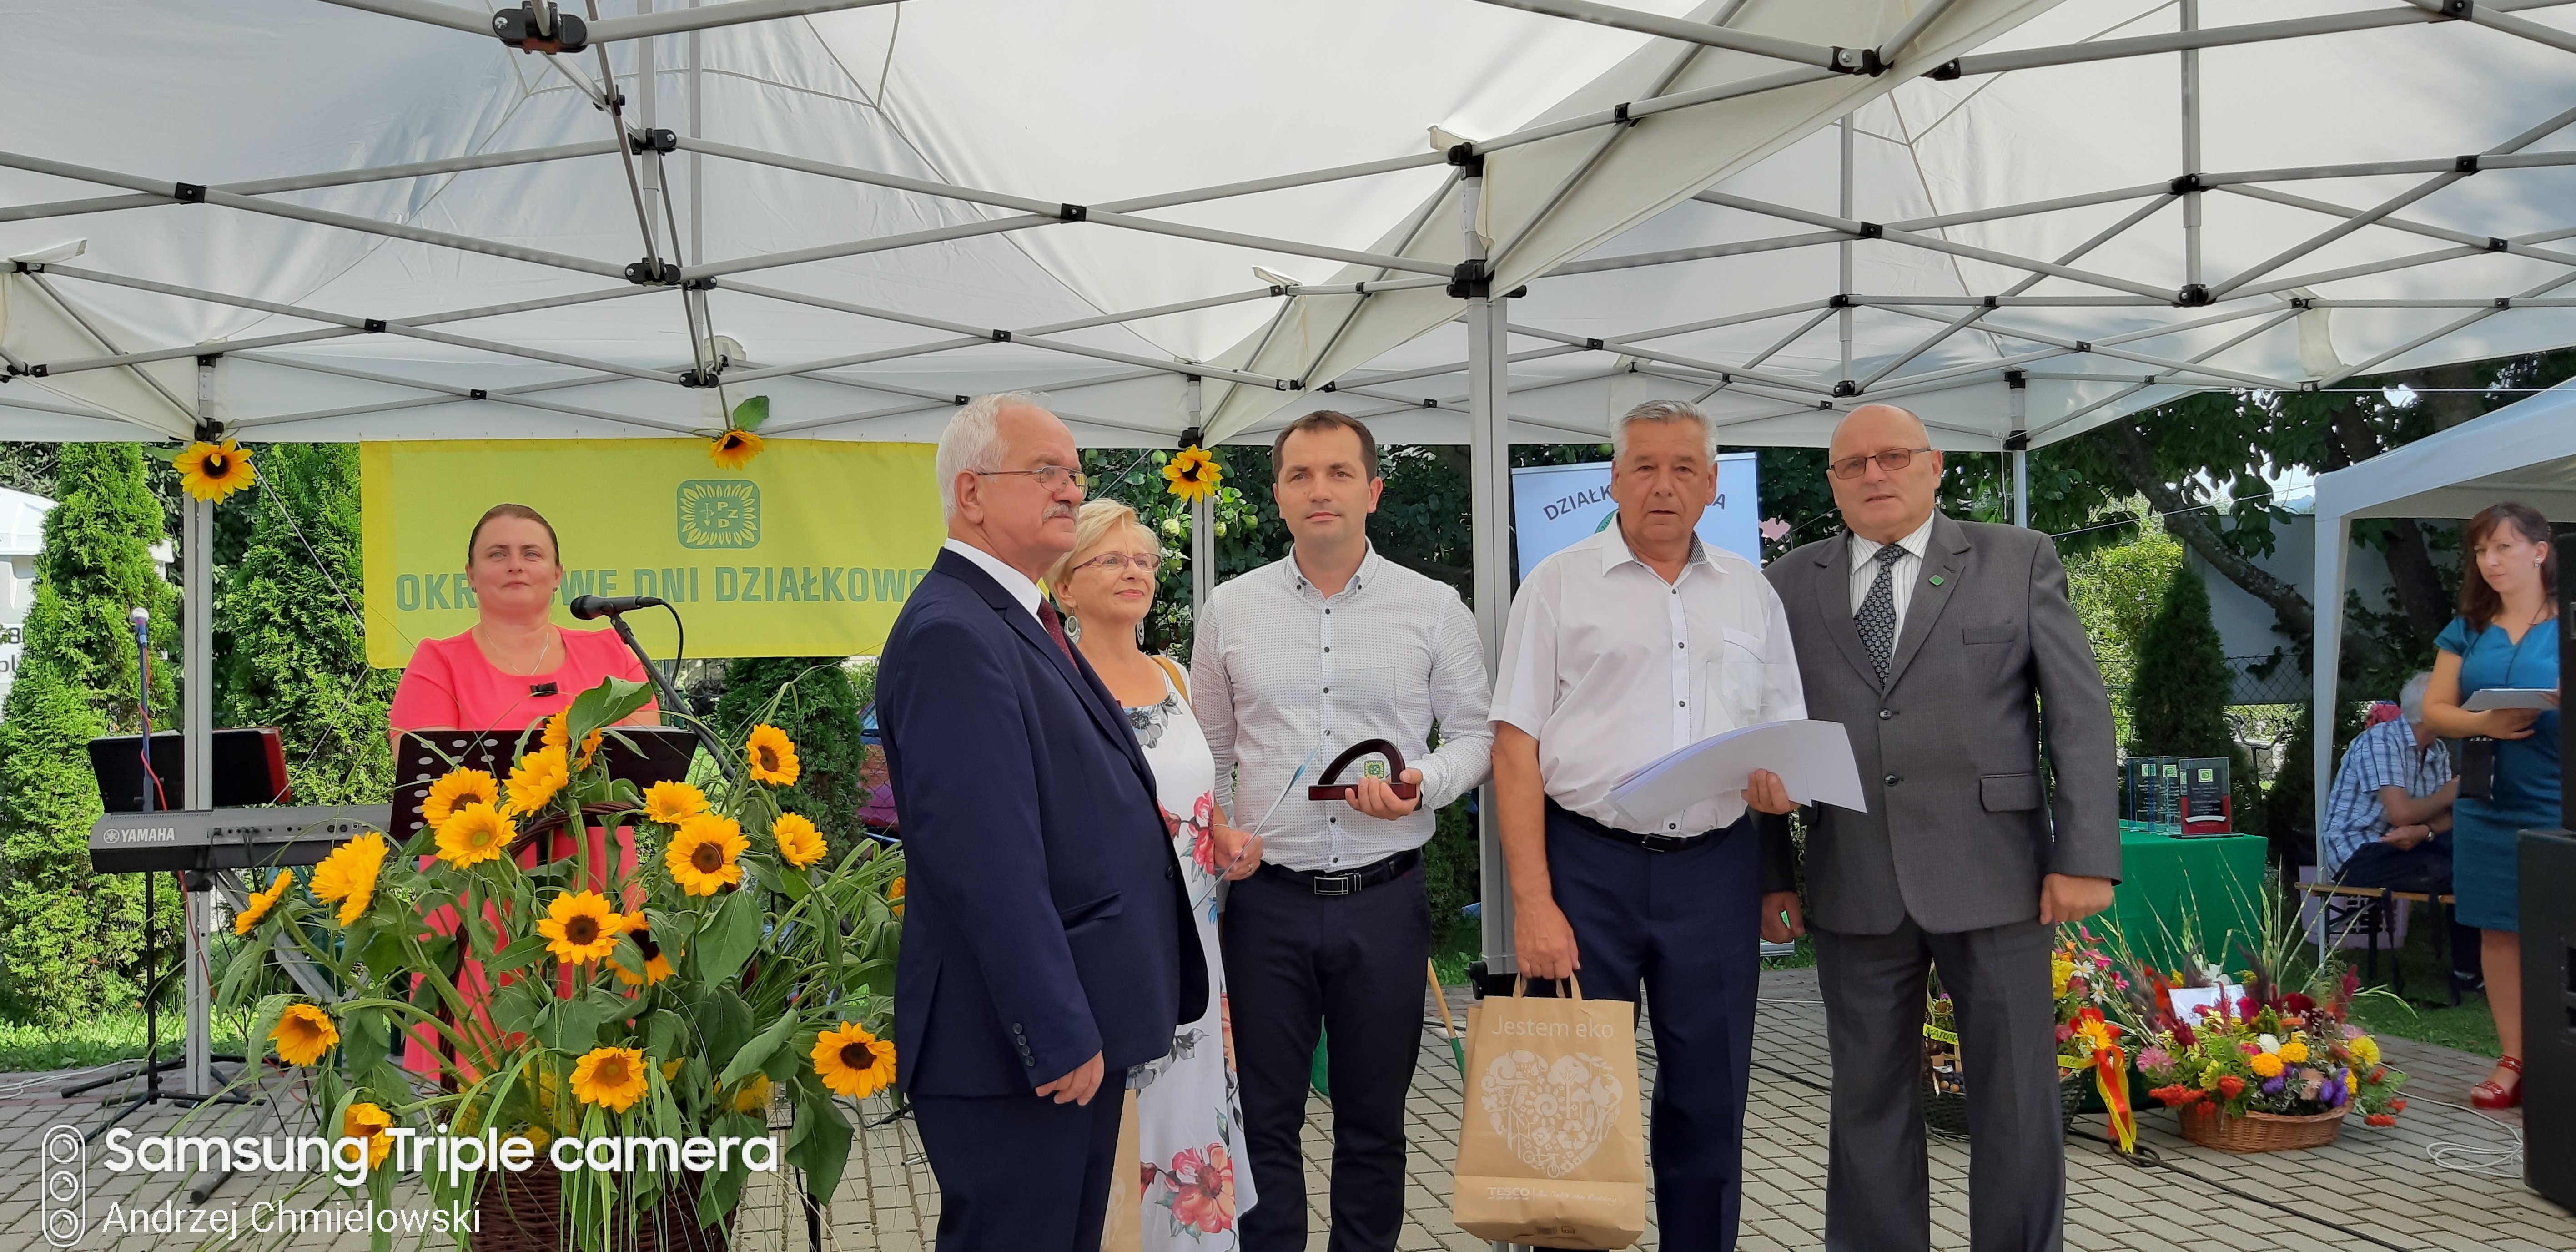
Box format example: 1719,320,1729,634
391,725,699,844
90,727,291,812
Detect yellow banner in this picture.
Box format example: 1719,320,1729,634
362,439,943,668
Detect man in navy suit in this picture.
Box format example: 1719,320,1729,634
879,392,1207,1251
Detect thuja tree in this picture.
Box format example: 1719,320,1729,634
716,656,867,855
2129,562,2263,834
0,443,179,1024
218,444,397,805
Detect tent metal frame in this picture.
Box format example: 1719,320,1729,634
5,2,2576,1141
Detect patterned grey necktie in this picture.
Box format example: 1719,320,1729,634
1856,543,1907,686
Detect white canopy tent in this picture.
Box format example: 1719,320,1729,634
5,0,2576,1000
2310,378,2576,834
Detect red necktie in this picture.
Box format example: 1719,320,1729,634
1037,599,1078,667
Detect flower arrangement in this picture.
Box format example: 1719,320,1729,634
2136,964,2406,1132
217,677,905,1250
1922,927,2133,1147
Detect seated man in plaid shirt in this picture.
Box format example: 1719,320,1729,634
2320,671,2476,983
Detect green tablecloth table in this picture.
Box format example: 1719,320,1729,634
2102,824,2268,974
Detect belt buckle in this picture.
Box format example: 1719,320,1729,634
1312,872,1360,897
1639,831,1688,853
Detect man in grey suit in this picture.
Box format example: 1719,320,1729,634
1764,403,2118,1252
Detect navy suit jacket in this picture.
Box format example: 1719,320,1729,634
880,547,1208,1096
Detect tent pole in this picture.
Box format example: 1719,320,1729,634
2182,0,2202,288
2313,509,2347,965
1838,116,1854,389
2009,372,2029,529
183,358,216,1100
1464,168,1518,1010
1188,377,1213,618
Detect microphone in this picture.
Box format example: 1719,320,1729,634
128,606,149,640
569,594,667,620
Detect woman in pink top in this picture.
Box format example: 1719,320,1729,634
388,503,658,1080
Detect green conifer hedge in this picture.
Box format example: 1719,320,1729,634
0,444,179,1024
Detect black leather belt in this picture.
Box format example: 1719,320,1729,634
1547,798,1721,853
1256,848,1420,897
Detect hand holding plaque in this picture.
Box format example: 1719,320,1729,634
1308,738,1422,817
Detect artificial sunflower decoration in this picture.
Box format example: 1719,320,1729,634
1162,444,1221,503
270,1002,339,1066
309,833,388,926
343,1102,397,1168
667,814,748,896
421,767,499,827
569,1045,652,1113
709,427,765,470
745,723,801,787
536,891,627,965
435,803,515,869
542,711,604,770
232,869,292,936
642,779,709,826
503,745,570,817
811,1021,898,1099
774,812,827,869
174,439,257,502
609,918,675,987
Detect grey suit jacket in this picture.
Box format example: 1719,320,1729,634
1765,513,2119,935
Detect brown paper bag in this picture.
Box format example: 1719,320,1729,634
1101,1087,1142,1252
1450,980,1648,1250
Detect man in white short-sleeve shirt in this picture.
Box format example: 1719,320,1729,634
1489,399,1805,1252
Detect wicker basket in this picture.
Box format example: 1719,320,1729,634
473,1167,730,1252
1921,1037,2090,1138
2174,1102,2348,1153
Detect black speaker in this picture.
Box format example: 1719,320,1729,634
2521,829,2576,1212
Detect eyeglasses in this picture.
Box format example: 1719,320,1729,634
1078,551,1162,575
972,465,1090,492
1829,447,1934,480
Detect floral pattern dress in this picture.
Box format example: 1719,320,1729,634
1122,662,1257,1248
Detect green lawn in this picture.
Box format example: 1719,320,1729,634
0,1011,251,1075
2333,901,2501,1059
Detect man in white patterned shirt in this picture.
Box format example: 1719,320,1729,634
1192,410,1492,1252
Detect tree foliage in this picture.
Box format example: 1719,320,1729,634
715,656,867,858
0,444,179,1024
217,444,397,805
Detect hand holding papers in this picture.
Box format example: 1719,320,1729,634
1607,720,1865,828
2462,687,2559,712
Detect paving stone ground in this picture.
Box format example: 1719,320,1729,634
0,968,2563,1250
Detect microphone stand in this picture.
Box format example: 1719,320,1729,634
599,607,740,787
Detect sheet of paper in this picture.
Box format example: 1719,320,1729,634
2462,687,2558,712
2166,983,2239,1021
1607,719,1865,828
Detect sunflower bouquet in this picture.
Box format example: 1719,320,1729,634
216,676,906,1251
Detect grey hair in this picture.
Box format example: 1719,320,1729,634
1611,398,1720,463
937,391,1047,522
2399,671,2434,725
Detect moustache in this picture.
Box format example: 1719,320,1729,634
1045,503,1077,519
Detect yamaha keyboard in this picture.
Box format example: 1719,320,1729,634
88,805,388,874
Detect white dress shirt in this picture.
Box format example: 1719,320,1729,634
1490,525,1807,833
1846,513,1935,637
942,538,1041,618
1191,545,1493,873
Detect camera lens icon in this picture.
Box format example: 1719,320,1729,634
41,1124,84,1248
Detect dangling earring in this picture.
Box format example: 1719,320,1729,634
1062,608,1082,642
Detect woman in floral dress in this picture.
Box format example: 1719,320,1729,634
1049,500,1260,1248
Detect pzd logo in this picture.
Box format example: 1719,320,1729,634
677,481,760,550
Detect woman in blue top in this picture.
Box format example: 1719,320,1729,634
2424,501,2560,1111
